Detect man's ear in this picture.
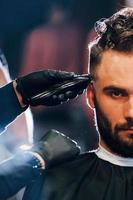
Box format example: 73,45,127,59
86,84,95,109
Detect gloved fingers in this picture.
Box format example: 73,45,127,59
65,91,78,99
29,89,85,106
65,89,85,99
55,89,85,103
51,91,78,104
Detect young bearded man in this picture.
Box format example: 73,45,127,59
21,7,133,200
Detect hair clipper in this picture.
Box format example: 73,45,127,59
30,74,92,106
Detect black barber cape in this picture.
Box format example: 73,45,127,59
23,150,133,200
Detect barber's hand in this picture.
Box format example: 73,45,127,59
31,129,80,168
16,70,78,106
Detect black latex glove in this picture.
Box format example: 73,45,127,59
31,129,80,168
16,70,77,106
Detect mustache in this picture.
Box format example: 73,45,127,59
115,119,133,132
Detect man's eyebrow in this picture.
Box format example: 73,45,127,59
103,86,127,93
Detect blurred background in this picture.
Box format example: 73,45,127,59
0,0,132,199
0,0,131,160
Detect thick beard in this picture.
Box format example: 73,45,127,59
94,95,133,158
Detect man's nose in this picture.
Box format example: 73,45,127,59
124,97,133,120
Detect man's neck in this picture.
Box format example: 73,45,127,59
95,142,133,166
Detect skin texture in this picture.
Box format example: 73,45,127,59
87,49,133,157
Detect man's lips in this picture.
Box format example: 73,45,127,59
118,126,133,131
118,129,133,135
122,128,133,131
118,128,133,134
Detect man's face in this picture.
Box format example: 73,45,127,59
88,49,133,157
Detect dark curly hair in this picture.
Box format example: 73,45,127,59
89,7,133,79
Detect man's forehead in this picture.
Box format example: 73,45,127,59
95,50,133,89
96,50,133,79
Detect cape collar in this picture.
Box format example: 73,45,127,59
95,145,133,167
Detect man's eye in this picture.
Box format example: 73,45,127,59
110,91,126,98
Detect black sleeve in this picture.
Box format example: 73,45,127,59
0,152,43,199
0,82,27,133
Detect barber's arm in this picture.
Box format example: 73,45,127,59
0,129,80,199
0,70,79,133
0,63,33,151
0,82,27,133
